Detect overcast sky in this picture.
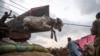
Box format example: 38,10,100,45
1,0,100,48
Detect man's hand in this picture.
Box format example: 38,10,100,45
13,15,16,18
8,10,12,16
10,10,12,12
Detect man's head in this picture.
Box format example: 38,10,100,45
4,12,8,15
68,37,71,42
96,12,100,19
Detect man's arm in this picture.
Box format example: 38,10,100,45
8,15,16,19
8,10,12,16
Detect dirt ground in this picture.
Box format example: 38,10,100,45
0,51,53,56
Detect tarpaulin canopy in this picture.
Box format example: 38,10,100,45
28,5,49,16
76,34,95,49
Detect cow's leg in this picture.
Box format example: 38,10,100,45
51,29,53,39
51,28,57,42
53,30,57,42
54,32,57,42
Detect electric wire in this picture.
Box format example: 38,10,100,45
9,0,28,10
0,0,26,11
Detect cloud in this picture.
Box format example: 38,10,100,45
75,0,100,14
0,0,7,16
28,36,48,44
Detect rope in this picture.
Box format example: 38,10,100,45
64,23,91,27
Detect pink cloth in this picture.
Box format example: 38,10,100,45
76,34,95,48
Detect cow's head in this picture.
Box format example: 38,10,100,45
54,18,63,32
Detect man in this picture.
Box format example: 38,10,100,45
0,10,14,40
0,10,13,26
91,12,100,56
67,37,82,56
91,12,100,37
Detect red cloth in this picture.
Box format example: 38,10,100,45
76,34,95,48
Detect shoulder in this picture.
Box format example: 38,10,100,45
94,19,100,22
93,19,100,24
